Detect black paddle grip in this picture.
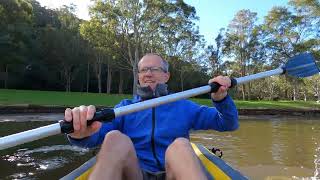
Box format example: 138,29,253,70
209,77,237,93
60,108,115,134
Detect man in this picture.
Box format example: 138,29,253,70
65,53,238,180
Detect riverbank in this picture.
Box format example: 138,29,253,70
2,89,320,110
1,104,320,117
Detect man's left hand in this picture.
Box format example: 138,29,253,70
208,76,231,101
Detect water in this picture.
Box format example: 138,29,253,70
191,115,320,179
0,114,320,179
0,115,96,180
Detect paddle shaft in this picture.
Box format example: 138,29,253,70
0,67,286,150
114,67,284,116
0,123,61,150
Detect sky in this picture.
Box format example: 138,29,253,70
36,0,289,45
184,0,289,45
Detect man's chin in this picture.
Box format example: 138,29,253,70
143,83,156,90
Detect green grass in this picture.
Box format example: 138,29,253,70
1,89,320,109
0,89,131,107
193,98,320,110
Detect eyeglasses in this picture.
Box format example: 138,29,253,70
138,67,166,74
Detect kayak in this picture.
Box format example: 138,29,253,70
61,143,248,180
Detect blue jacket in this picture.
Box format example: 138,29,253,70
69,95,239,172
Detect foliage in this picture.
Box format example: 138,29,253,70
0,0,319,102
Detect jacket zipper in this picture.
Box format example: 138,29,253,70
151,107,162,169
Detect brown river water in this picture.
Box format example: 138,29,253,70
0,114,319,180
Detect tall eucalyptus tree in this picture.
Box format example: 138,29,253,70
223,9,259,100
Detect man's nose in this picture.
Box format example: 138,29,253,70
145,69,153,75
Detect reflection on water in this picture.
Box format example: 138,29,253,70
5,145,88,169
2,145,89,179
191,115,320,179
0,121,95,180
315,146,320,178
0,114,320,179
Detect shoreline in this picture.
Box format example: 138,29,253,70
1,105,320,117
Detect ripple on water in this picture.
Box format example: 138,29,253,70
2,145,90,179
37,157,68,170
9,172,29,180
314,147,320,178
21,145,89,155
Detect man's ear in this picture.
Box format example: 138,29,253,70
164,72,170,83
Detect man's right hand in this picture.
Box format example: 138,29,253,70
64,105,102,139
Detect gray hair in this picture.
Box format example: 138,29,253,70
139,53,169,72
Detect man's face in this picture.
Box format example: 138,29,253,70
138,55,170,91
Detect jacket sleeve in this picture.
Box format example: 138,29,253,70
67,121,117,148
68,102,126,148
191,95,239,131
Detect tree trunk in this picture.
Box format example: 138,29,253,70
107,70,112,94
132,65,138,95
67,74,71,92
118,70,123,94
247,82,251,100
66,74,69,92
133,25,140,95
284,77,288,99
64,67,71,92
97,64,102,93
128,45,135,95
141,41,146,56
95,54,102,94
317,82,320,102
98,74,101,93
268,82,274,100
180,71,184,91
128,41,139,95
241,54,246,100
86,61,90,93
106,59,112,94
4,65,8,89
241,85,245,100
63,67,68,92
